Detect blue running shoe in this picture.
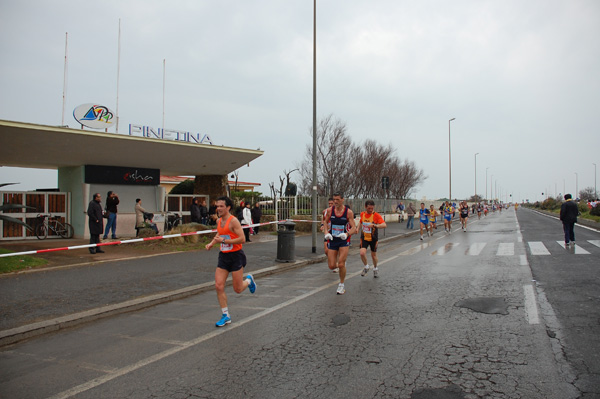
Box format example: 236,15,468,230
246,274,257,294
215,314,231,327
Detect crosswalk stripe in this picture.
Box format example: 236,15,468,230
466,243,486,256
432,242,460,256
497,242,515,256
556,241,591,254
589,240,600,248
399,241,434,256
528,241,550,255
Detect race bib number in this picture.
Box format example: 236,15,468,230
362,222,372,234
220,234,233,251
332,224,345,237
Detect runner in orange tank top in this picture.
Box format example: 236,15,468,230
206,196,257,327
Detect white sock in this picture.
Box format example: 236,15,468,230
364,264,370,269
373,267,378,271
222,307,229,317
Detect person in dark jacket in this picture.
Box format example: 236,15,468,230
560,193,579,246
103,191,120,239
200,199,209,225
251,203,262,234
190,197,202,224
87,193,105,254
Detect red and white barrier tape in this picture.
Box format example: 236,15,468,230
0,219,314,259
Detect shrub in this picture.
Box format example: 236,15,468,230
591,205,600,217
578,202,589,214
167,223,214,244
540,198,559,210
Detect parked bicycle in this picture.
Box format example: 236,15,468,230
35,214,74,240
164,212,183,232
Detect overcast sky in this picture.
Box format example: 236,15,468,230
1,0,599,202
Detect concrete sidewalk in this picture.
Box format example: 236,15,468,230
0,220,420,346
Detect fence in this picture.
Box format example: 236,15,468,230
1,191,70,240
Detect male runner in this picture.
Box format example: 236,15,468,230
358,200,387,278
323,193,356,294
459,201,470,232
429,204,438,233
321,198,336,271
419,203,431,240
477,202,483,219
443,201,454,233
206,196,256,327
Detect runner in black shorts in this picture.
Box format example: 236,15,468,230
206,196,256,327
358,200,386,278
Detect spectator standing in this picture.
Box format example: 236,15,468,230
87,193,105,254
103,191,119,239
406,202,417,229
208,200,218,226
190,197,202,224
560,194,579,246
241,202,253,242
200,199,209,225
251,203,262,234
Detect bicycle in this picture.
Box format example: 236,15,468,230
35,214,74,240
164,212,183,232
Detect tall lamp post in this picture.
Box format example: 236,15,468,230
311,0,317,253
594,163,597,200
474,153,479,201
448,118,455,200
485,167,489,202
575,172,578,200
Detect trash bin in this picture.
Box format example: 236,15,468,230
276,220,296,262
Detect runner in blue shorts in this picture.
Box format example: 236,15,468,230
443,201,454,234
419,203,431,240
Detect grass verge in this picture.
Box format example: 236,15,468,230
0,249,48,274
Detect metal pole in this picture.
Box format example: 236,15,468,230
162,59,166,130
311,0,318,253
485,167,489,202
594,163,597,199
575,172,578,200
61,32,68,126
116,18,121,133
448,118,455,200
474,153,479,200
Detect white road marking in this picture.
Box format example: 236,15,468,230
398,241,434,256
523,284,540,324
556,241,590,254
588,240,600,248
432,242,460,256
466,242,486,256
496,242,515,256
520,255,528,266
528,241,550,256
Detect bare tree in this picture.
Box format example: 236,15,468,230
298,116,426,198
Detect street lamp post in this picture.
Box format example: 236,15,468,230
486,167,489,202
448,118,455,201
594,163,597,199
575,172,578,200
474,153,479,201
311,0,317,253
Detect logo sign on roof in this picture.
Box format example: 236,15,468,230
73,103,115,129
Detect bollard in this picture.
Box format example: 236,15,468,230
276,220,296,262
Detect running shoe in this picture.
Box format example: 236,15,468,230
332,267,339,273
246,274,257,294
420,235,423,241
361,266,370,276
215,314,231,327
428,230,432,237
373,268,378,278
336,284,345,295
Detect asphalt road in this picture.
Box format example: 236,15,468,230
1,208,599,399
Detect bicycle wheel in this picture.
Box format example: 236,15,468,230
36,223,48,240
57,222,74,239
